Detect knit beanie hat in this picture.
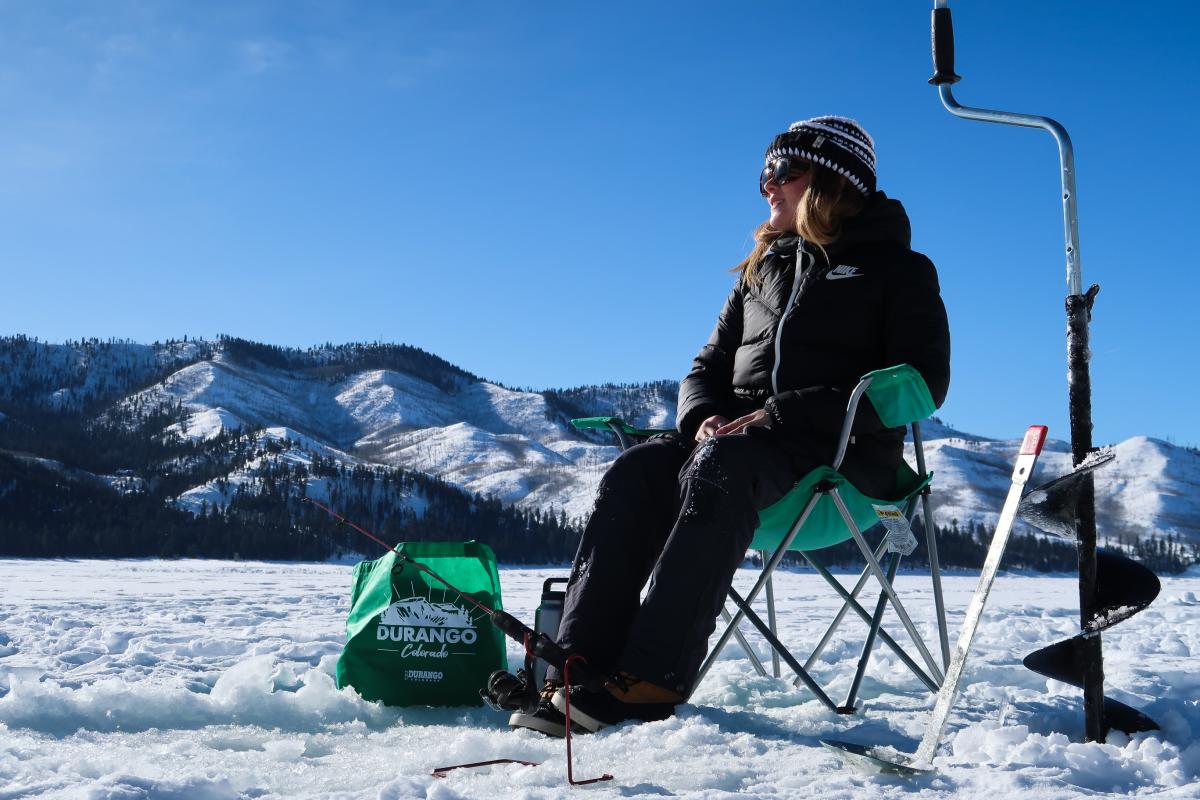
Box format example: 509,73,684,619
764,116,877,196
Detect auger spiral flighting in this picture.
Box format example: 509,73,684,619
1017,454,1161,734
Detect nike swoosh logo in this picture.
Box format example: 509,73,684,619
826,265,863,280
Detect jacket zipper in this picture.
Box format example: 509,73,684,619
771,240,810,395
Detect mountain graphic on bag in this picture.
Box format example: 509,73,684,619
336,540,507,707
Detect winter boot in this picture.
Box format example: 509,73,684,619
509,682,586,738
551,673,681,732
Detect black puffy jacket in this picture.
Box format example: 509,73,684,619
676,192,951,498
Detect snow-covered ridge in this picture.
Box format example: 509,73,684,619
0,336,210,409
914,429,1200,543
1,336,1197,542
2,450,148,495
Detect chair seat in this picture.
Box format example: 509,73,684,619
750,464,933,553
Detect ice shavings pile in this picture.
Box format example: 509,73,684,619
1,559,1198,798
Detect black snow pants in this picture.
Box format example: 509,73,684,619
549,428,820,697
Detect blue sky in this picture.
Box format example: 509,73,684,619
2,1,1197,447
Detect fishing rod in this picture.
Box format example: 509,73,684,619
303,496,608,695
303,496,615,786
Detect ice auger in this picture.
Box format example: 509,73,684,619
928,1,1145,740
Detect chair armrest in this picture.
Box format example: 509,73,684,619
571,417,673,452
861,365,937,429
832,364,936,470
570,417,667,437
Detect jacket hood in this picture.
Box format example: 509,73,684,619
830,190,911,256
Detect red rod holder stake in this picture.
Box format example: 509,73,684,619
564,655,614,786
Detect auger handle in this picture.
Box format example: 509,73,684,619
929,5,962,86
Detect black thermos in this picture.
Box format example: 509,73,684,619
533,577,569,687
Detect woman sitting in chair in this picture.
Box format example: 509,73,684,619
511,116,951,736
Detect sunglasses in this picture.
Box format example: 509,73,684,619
759,156,812,196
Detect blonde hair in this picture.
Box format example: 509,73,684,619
734,163,867,286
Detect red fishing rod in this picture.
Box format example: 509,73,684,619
304,497,614,786
306,497,501,619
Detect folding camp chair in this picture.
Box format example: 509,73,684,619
572,363,951,715
691,364,950,712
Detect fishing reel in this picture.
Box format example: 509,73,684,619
480,615,609,712
482,667,539,713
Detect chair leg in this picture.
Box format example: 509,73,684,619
802,552,940,693
762,550,781,679
921,489,951,670
721,607,768,677
803,537,889,672
690,495,821,697
912,421,950,670
840,550,902,712
830,490,945,685
727,587,839,713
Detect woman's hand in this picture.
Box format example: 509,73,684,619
695,415,731,442
714,409,771,436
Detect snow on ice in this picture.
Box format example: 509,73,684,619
1,559,1198,798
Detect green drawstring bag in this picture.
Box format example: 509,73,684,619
336,540,507,707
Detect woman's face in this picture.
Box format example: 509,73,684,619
764,169,809,233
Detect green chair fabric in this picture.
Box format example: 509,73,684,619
570,416,668,438
863,364,937,430
749,464,932,553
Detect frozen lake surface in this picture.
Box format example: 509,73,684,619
1,558,1198,799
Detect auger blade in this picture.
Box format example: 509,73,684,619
1016,451,1115,540
1023,549,1161,735
1086,550,1161,631
1022,637,1159,734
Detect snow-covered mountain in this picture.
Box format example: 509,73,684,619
910,420,1200,544
2,336,1197,545
110,346,661,522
